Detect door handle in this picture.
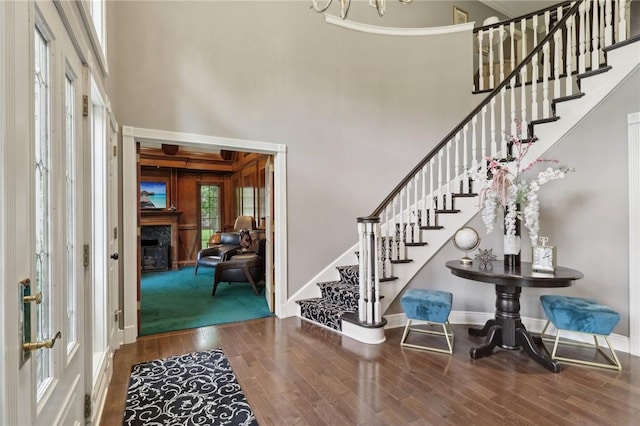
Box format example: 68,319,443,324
110,253,119,260
23,331,62,352
23,292,42,304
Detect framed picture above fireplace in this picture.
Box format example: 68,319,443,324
140,181,168,209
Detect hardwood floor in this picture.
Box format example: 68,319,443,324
101,317,640,425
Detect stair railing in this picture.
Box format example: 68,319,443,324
475,0,630,92
356,0,630,327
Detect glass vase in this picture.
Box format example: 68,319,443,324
503,204,521,268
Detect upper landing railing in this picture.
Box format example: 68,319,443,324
356,0,631,326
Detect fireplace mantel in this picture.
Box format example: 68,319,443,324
140,210,182,269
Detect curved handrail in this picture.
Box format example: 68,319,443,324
368,0,583,218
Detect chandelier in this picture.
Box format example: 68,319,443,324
311,0,413,20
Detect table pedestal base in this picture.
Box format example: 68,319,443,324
468,285,561,373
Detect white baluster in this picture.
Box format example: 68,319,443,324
391,198,397,261
454,132,461,194
481,105,488,169
566,14,575,97
437,150,444,212
357,221,366,322
478,30,485,91
579,1,587,73
604,0,613,46
520,18,527,83
405,180,411,244
429,158,435,226
619,0,628,42
599,0,606,64
413,174,420,242
462,124,469,193
554,6,563,98
490,97,497,159
509,22,516,78
421,164,427,228
543,39,551,117
498,24,505,84
383,207,390,278
502,75,525,135
532,14,540,121
488,26,495,89
445,141,452,210
471,116,478,172
592,0,601,70
399,189,405,259
373,221,380,324
585,0,592,70
520,67,528,136
502,84,509,157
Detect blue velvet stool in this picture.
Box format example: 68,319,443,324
540,295,622,370
400,289,454,354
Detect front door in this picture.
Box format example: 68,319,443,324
14,1,86,423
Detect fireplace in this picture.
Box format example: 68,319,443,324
140,210,182,270
141,239,170,271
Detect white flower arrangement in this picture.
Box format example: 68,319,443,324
472,125,573,246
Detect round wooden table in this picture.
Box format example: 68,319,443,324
446,260,584,372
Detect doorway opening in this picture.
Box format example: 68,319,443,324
121,127,287,343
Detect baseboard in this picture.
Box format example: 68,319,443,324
123,324,137,344
383,311,631,354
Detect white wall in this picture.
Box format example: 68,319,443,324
106,0,503,298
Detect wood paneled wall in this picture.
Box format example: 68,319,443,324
140,148,269,266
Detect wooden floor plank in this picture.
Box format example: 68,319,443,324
101,317,640,426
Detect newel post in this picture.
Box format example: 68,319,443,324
357,216,381,325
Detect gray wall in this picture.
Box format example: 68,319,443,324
106,1,638,335
105,0,502,296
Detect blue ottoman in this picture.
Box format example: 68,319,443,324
400,289,454,354
540,295,621,370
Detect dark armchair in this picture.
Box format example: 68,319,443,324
212,238,266,296
194,232,241,275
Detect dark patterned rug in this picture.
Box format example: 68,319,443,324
123,348,258,426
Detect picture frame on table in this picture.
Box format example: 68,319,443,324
453,6,468,25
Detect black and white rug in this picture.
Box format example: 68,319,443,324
123,348,258,426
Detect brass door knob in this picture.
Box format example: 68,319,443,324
23,331,62,352
23,292,42,304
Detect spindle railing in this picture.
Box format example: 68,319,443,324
356,0,630,326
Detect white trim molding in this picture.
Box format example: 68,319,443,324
121,126,289,344
325,14,475,36
628,111,640,356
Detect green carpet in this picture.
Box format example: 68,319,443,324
140,266,272,336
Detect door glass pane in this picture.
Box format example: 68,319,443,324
65,74,77,350
200,185,220,249
34,26,53,393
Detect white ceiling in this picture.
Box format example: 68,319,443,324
480,1,562,18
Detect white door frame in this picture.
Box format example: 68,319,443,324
121,126,288,343
628,111,640,357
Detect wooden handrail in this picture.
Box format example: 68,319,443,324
473,1,573,33
368,0,583,218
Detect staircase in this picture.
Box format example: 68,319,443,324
295,0,640,343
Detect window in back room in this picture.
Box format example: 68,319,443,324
200,184,221,249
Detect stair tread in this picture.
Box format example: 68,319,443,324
421,225,444,230
434,209,461,214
